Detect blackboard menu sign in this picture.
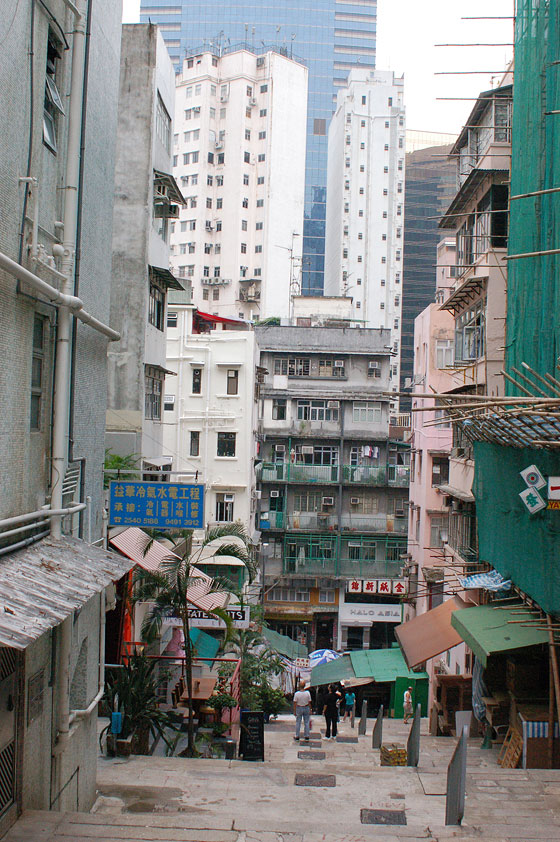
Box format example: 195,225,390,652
239,710,264,761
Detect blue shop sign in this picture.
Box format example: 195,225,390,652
109,481,204,529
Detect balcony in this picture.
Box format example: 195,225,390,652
259,511,284,530
287,513,337,531
340,514,407,534
256,462,410,487
338,559,403,579
282,534,407,577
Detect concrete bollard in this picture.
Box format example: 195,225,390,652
351,701,355,729
406,703,421,767
445,726,468,825
372,704,383,749
358,699,367,735
225,740,236,760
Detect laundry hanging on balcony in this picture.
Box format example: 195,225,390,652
458,569,511,593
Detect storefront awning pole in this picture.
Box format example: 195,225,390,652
547,615,560,768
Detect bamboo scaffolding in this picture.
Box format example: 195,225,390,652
522,362,560,397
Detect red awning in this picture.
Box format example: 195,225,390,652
395,596,468,669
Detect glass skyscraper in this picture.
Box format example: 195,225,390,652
139,1,376,295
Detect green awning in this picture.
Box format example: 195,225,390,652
350,648,429,683
310,655,355,687
261,626,308,660
190,627,220,662
451,604,549,667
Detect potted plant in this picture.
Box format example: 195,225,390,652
100,652,178,756
256,683,286,722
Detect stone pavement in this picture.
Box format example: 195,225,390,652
4,715,560,841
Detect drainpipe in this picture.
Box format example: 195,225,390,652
70,589,105,722
50,0,88,539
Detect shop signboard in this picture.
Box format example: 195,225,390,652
338,603,402,625
109,481,204,529
187,606,250,629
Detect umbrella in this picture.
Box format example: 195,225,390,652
309,649,340,669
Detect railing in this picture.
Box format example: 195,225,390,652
259,511,285,529
257,462,410,487
340,514,407,534
337,558,403,578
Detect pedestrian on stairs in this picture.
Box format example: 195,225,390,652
403,686,413,724
293,681,312,742
323,684,339,740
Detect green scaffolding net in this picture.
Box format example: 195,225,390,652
505,0,560,382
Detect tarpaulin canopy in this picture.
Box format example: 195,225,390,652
350,648,428,683
310,654,355,687
394,596,468,669
261,627,308,660
451,603,549,667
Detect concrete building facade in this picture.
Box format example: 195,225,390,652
107,24,185,474
170,49,307,321
164,297,258,538
255,324,410,653
0,0,133,832
324,70,405,408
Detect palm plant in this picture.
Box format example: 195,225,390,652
104,450,140,488
133,522,255,755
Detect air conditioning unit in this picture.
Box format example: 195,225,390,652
223,494,234,502
270,490,280,498
350,497,360,505
368,361,380,370
250,97,257,106
395,508,405,517
275,444,286,453
215,141,223,149
254,490,262,499
327,400,339,409
205,221,213,231
301,446,314,455
322,496,334,506
220,94,228,103
334,359,344,368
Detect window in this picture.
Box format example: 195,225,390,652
274,357,310,377
241,219,247,231
216,175,223,186
206,197,212,209
297,400,339,422
194,84,201,96
192,368,202,394
243,173,249,185
267,587,309,602
353,401,382,423
362,95,366,105
254,267,261,276
260,84,268,93
217,432,236,457
319,589,335,603
383,166,388,173
260,109,267,117
163,394,175,413
209,106,216,119
388,97,393,106
255,245,262,253
318,358,345,378
185,108,192,119
223,367,239,396
241,243,247,254
430,515,446,549
246,85,253,97
245,130,251,141
213,266,221,277
43,31,65,153
202,289,209,300
256,221,263,230
212,288,219,301
30,315,45,430
185,86,192,98
220,107,226,119
204,243,212,254
217,153,225,164
455,299,485,361
167,311,177,328
215,244,221,254
258,153,266,162
216,220,222,231
148,283,165,331
258,131,266,140
145,368,163,420
256,198,264,207
272,398,286,420
432,456,449,487
217,198,223,209
203,266,210,277
210,84,216,96
216,493,234,522
436,339,454,368
313,118,326,135
246,107,251,118
242,197,249,208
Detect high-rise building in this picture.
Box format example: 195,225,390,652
139,0,378,296
324,70,405,406
400,144,456,411
170,49,307,320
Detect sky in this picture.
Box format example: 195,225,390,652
122,0,514,136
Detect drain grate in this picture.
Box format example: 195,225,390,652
297,751,326,760
295,774,336,787
336,736,358,744
360,809,407,825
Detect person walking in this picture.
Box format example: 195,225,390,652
343,688,356,721
403,686,413,724
293,681,312,741
323,684,339,740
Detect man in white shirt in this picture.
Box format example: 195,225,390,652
293,681,312,741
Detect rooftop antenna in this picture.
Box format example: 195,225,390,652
291,32,296,59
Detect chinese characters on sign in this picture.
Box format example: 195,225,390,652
519,486,547,515
345,578,407,595
109,482,204,529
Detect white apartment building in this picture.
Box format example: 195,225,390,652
325,70,406,403
164,293,258,539
170,49,307,321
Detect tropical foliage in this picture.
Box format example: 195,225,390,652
100,653,177,753
103,450,140,488
133,522,254,755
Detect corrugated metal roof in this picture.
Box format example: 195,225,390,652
310,654,355,687
109,527,229,613
350,649,429,683
261,626,308,659
0,536,135,650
